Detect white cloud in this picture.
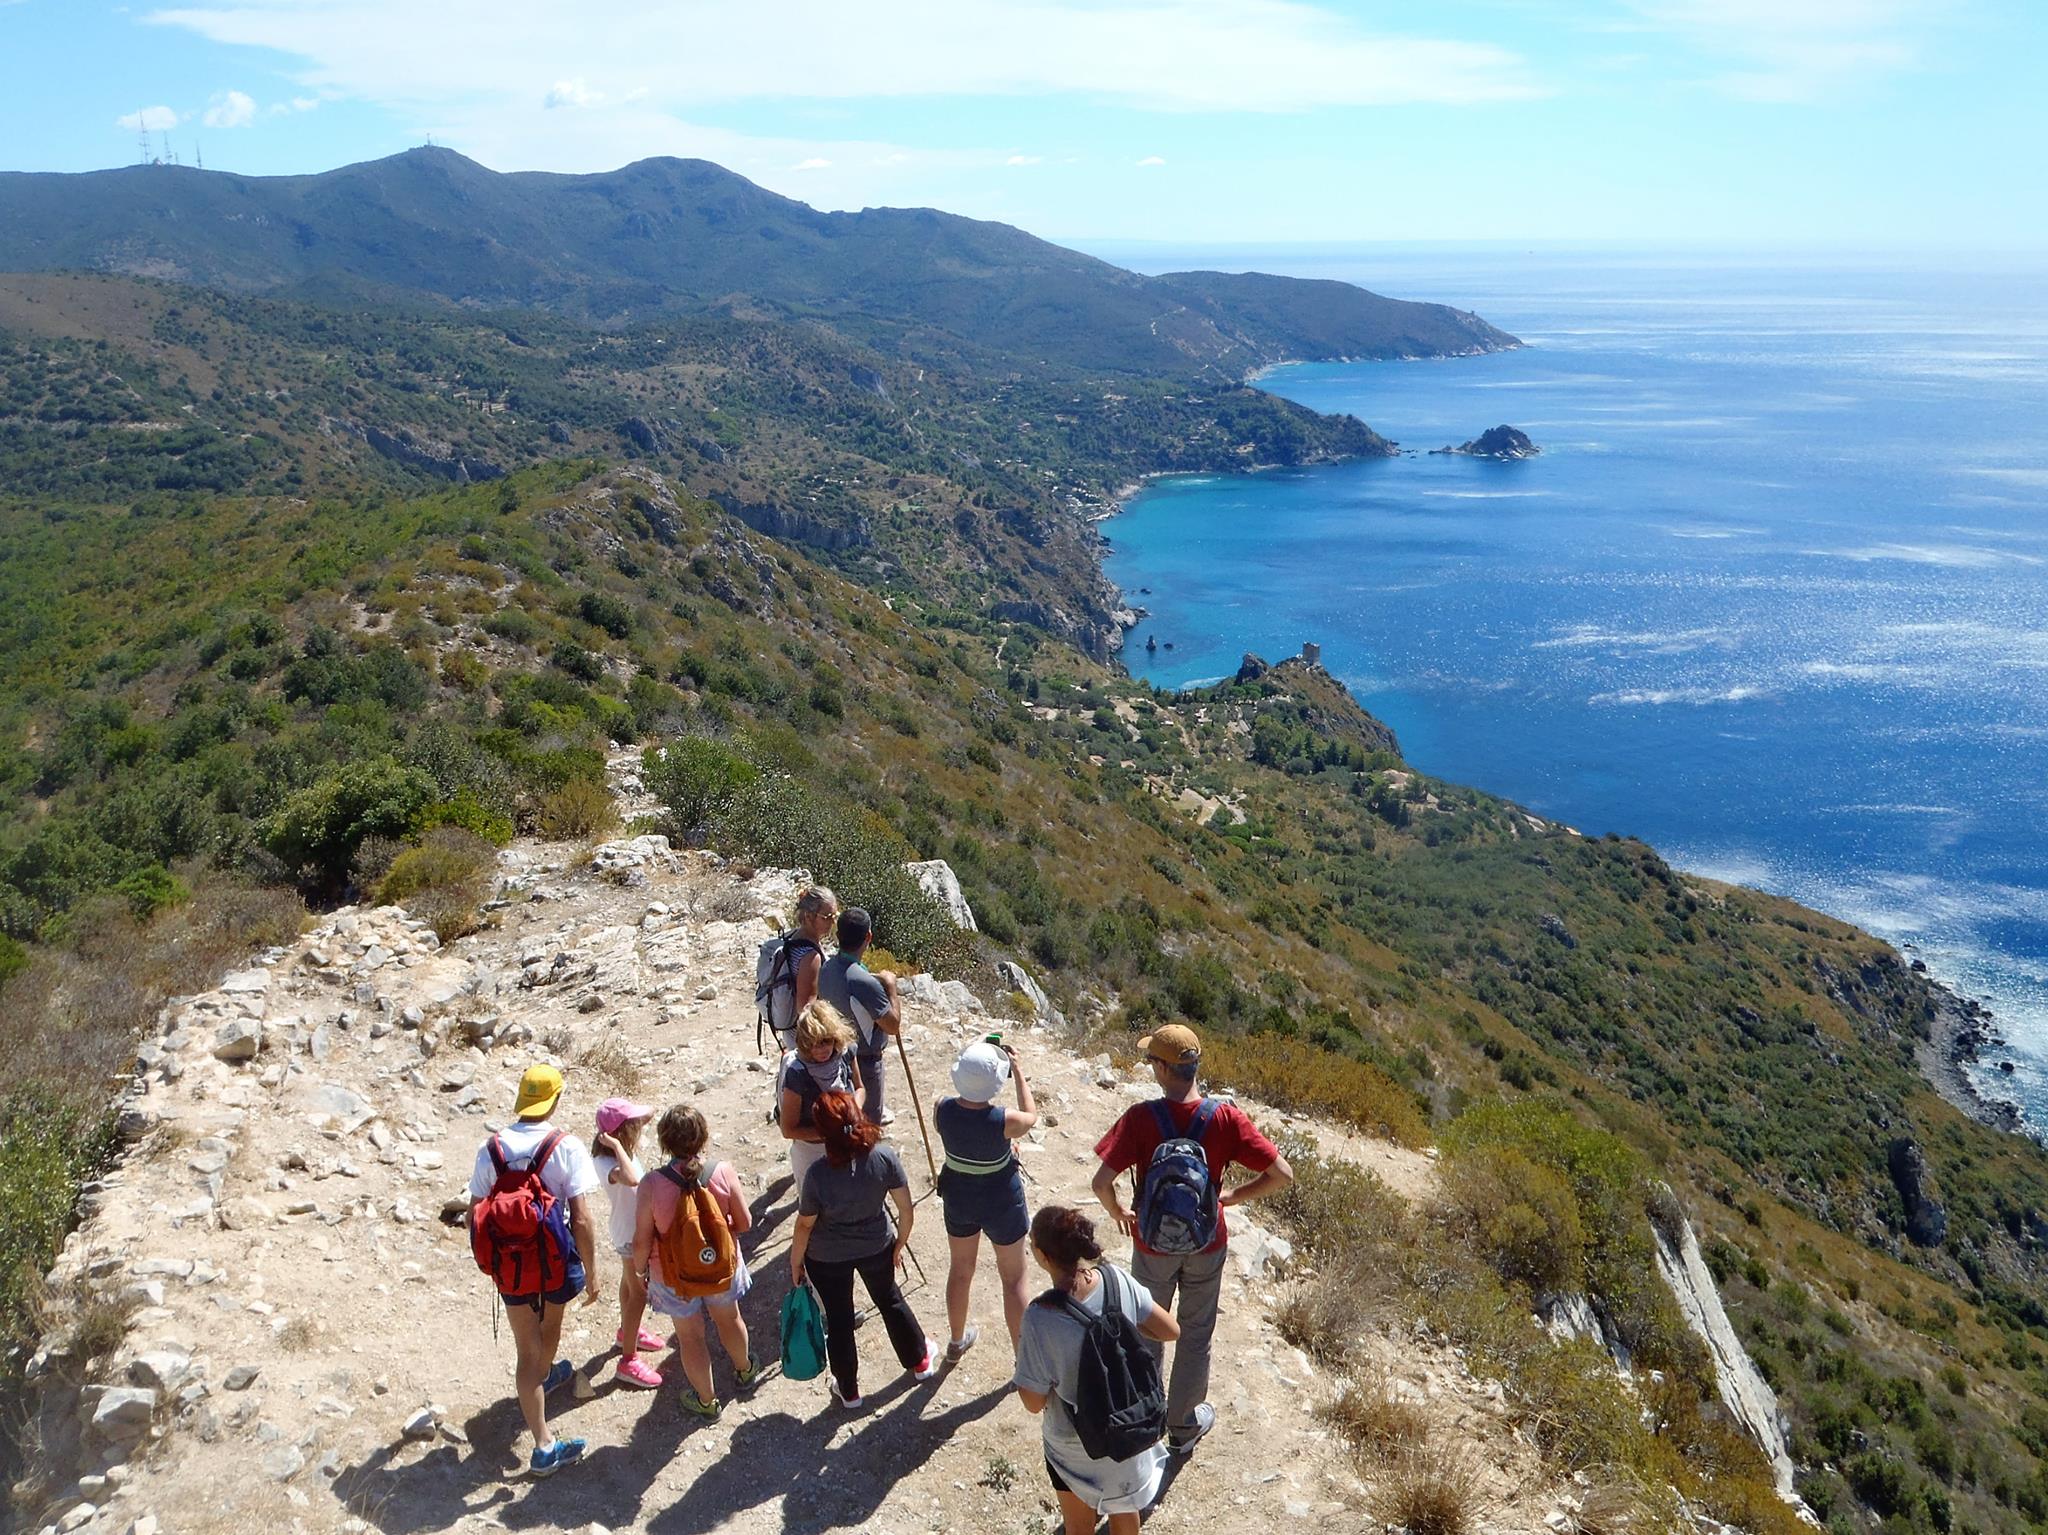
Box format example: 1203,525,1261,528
145,0,1540,113
1136,154,1166,166
544,77,602,110
793,156,832,170
116,105,182,133
202,88,258,127
1628,0,1932,98
1005,153,1042,166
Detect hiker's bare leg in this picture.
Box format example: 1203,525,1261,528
710,1299,750,1372
945,1232,981,1342
676,1320,716,1400
1105,1513,1140,1535
506,1301,551,1448
993,1237,1029,1350
1055,1489,1098,1535
617,1260,649,1357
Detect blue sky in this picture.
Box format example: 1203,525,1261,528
4,0,2044,246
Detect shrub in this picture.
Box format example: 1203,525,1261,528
1440,1143,1587,1293
420,787,515,846
377,828,496,941
533,777,618,841
111,864,189,922
578,592,635,638
263,756,436,884
644,736,757,839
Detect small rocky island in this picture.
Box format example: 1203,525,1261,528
1431,424,1540,459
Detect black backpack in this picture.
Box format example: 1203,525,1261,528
1040,1266,1166,1462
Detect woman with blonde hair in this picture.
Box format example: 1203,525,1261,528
631,1103,756,1420
779,999,865,1195
788,1089,935,1408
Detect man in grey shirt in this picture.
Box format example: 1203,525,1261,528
819,907,901,1125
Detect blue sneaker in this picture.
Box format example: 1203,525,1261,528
541,1360,574,1396
528,1437,586,1478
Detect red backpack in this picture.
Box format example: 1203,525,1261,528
470,1131,579,1302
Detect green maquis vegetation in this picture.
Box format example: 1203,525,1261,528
0,220,2043,1532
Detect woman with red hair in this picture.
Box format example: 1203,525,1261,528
788,1089,937,1408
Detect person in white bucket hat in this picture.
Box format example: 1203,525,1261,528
933,1036,1038,1355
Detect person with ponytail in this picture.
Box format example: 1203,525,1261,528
788,1089,937,1408
1012,1205,1182,1534
631,1103,757,1419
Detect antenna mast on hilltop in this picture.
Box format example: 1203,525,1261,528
136,116,151,165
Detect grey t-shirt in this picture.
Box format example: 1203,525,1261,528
797,1143,908,1263
819,953,891,1056
1012,1263,1164,1506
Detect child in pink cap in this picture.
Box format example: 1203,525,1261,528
593,1097,663,1388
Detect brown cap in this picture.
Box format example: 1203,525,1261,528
1137,1023,1202,1067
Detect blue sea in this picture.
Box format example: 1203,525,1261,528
1095,248,2048,1127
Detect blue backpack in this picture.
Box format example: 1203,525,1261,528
1136,1098,1221,1254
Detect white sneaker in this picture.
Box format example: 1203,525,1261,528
1168,1402,1216,1456
879,1109,897,1125
911,1340,942,1381
830,1378,864,1410
946,1325,979,1360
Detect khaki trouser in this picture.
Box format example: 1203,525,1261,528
1130,1242,1228,1438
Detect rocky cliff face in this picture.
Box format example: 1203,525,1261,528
1653,1217,1808,1512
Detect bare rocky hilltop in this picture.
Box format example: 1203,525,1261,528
17,762,1793,1535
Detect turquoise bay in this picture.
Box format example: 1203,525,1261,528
1099,251,2048,1124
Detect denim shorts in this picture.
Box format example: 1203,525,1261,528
939,1168,1029,1246
647,1256,752,1321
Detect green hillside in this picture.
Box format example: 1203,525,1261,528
0,150,1517,378
2,197,2047,1534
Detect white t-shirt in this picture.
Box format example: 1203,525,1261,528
591,1150,645,1252
468,1120,602,1212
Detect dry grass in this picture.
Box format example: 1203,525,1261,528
1366,1441,1487,1535
576,1031,648,1098
1322,1371,1430,1461
278,1316,319,1352
1275,1258,1369,1364
1202,1033,1430,1148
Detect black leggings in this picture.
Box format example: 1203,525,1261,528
806,1246,925,1396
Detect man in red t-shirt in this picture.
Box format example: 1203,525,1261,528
1091,1022,1293,1456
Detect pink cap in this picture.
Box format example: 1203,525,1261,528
595,1097,652,1135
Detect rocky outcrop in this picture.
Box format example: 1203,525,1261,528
1431,424,1539,460
1887,1138,1950,1247
996,959,1064,1027
331,420,502,482
1234,653,1269,685
906,859,977,932
1652,1213,1807,1511
709,491,871,553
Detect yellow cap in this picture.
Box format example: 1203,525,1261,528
513,1063,565,1120
1137,1023,1202,1067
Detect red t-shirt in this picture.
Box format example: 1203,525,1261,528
1094,1095,1279,1255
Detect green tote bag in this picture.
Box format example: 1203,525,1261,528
780,1280,828,1382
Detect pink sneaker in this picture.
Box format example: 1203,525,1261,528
618,1327,665,1355
613,1356,663,1390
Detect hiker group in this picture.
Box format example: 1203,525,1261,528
466,885,1294,1535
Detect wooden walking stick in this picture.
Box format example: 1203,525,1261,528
894,1028,939,1183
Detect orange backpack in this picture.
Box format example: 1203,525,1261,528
655,1163,737,1298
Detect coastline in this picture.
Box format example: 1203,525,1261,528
1920,981,2028,1135
1098,458,2040,1147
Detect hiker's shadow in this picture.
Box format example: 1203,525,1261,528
648,1378,1010,1535
746,1174,797,1246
